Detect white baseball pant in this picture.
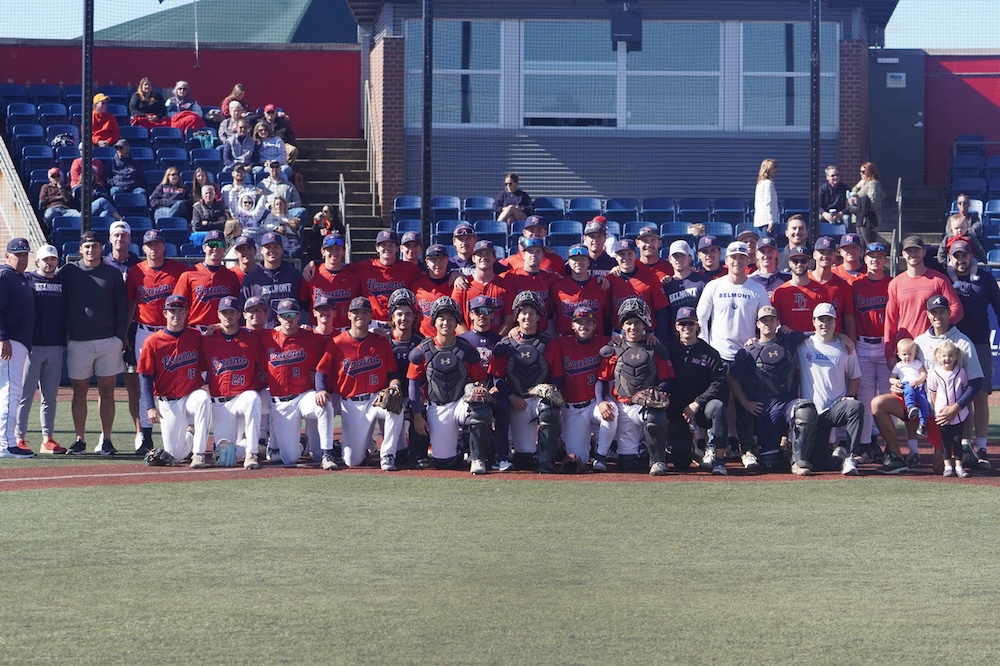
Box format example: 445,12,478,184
0,340,29,448
856,338,889,444
339,392,404,467
210,390,261,460
270,391,333,466
302,392,343,461
426,399,472,460
613,402,647,456
156,389,211,461
509,395,542,455
561,399,617,460
134,324,164,429
16,345,64,440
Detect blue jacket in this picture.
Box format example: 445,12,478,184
0,264,35,350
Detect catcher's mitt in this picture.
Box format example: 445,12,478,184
213,439,238,467
143,448,175,467
631,386,670,409
527,383,565,407
373,387,404,414
560,454,585,474
463,382,494,405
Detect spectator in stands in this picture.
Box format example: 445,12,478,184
165,80,203,119
257,160,306,220
230,192,266,243
492,173,532,224
221,83,249,119
260,196,302,257
222,165,262,215
109,139,145,197
820,165,850,224
262,104,298,162
222,118,259,170
68,157,122,221
91,93,120,147
128,77,169,128
149,168,190,221
848,161,884,247
937,213,987,265
753,158,778,233
254,122,291,180
39,167,119,227
942,194,983,240
190,167,221,204
218,102,247,143
192,184,232,234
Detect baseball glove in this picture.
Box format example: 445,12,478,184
527,383,565,407
143,448,175,467
631,387,671,410
213,439,238,467
463,382,494,405
373,387,404,414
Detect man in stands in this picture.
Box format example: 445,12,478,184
91,92,119,147
820,165,850,225
258,160,306,221
109,139,145,197
262,103,298,162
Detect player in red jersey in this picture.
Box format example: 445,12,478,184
851,241,892,460
172,230,241,329
549,306,616,467
260,298,334,467
505,238,559,333
137,294,212,467
500,216,566,274
413,244,454,338
352,229,424,326
451,240,514,334
298,232,360,330
316,297,404,470
634,224,674,282
550,244,612,336
606,239,670,335
771,246,830,333
810,236,857,338
832,233,865,283
201,296,264,469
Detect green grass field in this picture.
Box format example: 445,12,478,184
4,397,1000,664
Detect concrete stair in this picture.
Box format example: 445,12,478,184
294,137,384,261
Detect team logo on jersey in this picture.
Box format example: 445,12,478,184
269,348,307,367
194,284,234,302
563,355,601,375
793,292,807,310
260,282,293,297
367,278,407,296
34,282,63,293
854,294,888,313
315,287,355,302
162,350,199,372
138,283,173,303
342,355,383,376
210,355,249,374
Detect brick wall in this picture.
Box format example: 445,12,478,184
838,40,870,170
370,36,405,225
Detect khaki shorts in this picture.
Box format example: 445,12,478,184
67,337,125,380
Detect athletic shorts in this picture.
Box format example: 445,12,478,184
67,337,125,380
974,343,993,394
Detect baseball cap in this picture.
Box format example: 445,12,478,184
567,244,589,258
865,242,888,255
675,306,698,323
164,294,188,310
266,159,282,168
668,240,693,256
36,244,58,261
425,243,448,258
636,224,659,239
901,235,924,250
519,237,545,250
109,220,131,236
572,306,595,320
757,305,778,320
217,296,240,312
612,239,637,254
400,231,421,246
322,233,345,248
725,241,750,257
949,240,972,256
114,138,129,149
6,238,30,254
757,237,778,251
243,296,266,311
231,164,246,173
48,166,61,177
926,294,950,311
584,220,607,236
313,295,334,309
142,229,164,245
259,231,282,247
468,295,496,312
80,230,100,245
813,303,837,319
375,230,399,245
813,236,836,252
348,296,371,312
472,239,495,254
453,222,476,237
523,215,545,229
737,226,761,240
264,103,276,113
203,230,226,244
840,233,862,247
697,235,719,251
233,234,256,248
92,92,109,104
276,298,300,316
787,245,810,258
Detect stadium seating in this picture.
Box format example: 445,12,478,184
604,198,639,223
548,220,583,236
703,222,734,244
713,198,748,224
463,196,494,222
641,198,677,224
11,123,46,153
155,147,189,171
119,125,151,148
393,195,421,223
782,198,810,219
818,223,847,238
950,177,987,201
954,134,986,157
150,126,185,150
45,124,80,146
29,84,64,105
676,198,712,223
37,103,68,129
430,195,462,222
532,197,565,224
983,199,1000,225
568,197,603,221
951,154,985,179
659,221,690,238
112,192,149,218
394,219,422,235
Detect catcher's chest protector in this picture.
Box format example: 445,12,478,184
614,341,658,399
421,338,472,405
391,336,420,372
750,340,797,398
502,334,550,396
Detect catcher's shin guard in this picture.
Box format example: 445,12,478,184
791,400,818,466
643,407,669,465
465,402,494,462
535,400,562,466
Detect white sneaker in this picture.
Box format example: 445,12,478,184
841,456,858,476
190,452,208,468
741,451,760,472
956,465,970,478
470,459,487,475
649,461,668,476
701,449,716,470
943,466,955,477
832,446,849,461
244,453,260,470
496,459,514,472
381,455,397,472
791,461,812,476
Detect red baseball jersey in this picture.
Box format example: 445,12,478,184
354,258,424,321
549,275,612,336
406,338,488,384
550,334,613,404
413,274,454,338
501,248,566,275
811,272,855,333
232,264,249,284
137,327,205,397
608,345,676,403
261,327,328,397
172,263,242,326
506,268,559,332
452,273,513,332
852,273,890,338
317,330,399,398
200,329,263,398
832,264,863,284
641,258,674,283
606,265,669,329
771,280,830,333
299,263,363,330
126,259,190,326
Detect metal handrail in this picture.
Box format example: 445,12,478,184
364,79,380,217
339,172,351,263
892,176,902,276
0,144,47,248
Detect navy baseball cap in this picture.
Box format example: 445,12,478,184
787,245,810,258
584,220,607,235
322,232,345,248
260,232,282,247
612,239,637,254
400,231,421,246
865,242,888,255
142,229,164,245
164,294,188,310
6,238,30,254
675,306,698,323
636,224,659,240
348,296,371,311
840,233,862,248
524,215,545,229
949,240,972,256
814,236,836,252
567,244,589,258
926,295,949,311
472,240,495,254
243,296,266,310
425,243,448,258
697,235,719,251
519,237,545,250
313,295,334,309
572,306,595,320
453,222,476,237
375,229,399,245
203,230,226,244
276,298,300,315
233,234,256,248
468,295,496,312
217,296,240,312
737,226,761,240
757,237,778,251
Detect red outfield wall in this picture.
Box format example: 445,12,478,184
0,42,362,139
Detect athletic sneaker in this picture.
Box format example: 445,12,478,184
700,449,716,470
915,422,927,436
495,459,514,472
40,439,67,454
905,452,921,468
791,461,812,476
832,446,848,461
470,459,487,475
68,438,87,455
380,455,397,472
320,452,338,470
976,449,991,469
649,461,668,476
16,438,31,450
190,452,208,468
0,445,35,458
266,448,281,462
711,459,728,476
943,466,955,478
741,451,761,472
95,439,118,456
907,406,919,421
244,453,261,470
956,465,970,478
841,456,858,476
877,456,909,475
591,457,607,473
416,457,431,470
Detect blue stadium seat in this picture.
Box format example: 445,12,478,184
951,154,985,179
548,245,572,260
28,84,63,105
129,146,155,162
164,243,179,258
713,198,748,224
474,220,507,237
546,232,581,247
435,220,462,238
818,223,847,238
92,146,116,161
704,222,734,240
532,197,565,224
548,220,583,236
782,198,810,219
112,192,149,217
61,242,81,259
123,216,153,234
394,219,422,234
179,243,203,257
393,195,421,223
0,84,28,111
11,123,46,153
155,147,190,170
987,249,1000,265
604,198,639,223
150,126,185,150
954,134,986,157
950,178,987,201
36,102,68,128
463,196,494,222
45,124,80,146
430,195,462,222
659,221,690,239
622,222,649,239
107,103,130,124
6,102,37,133
641,198,677,225
144,170,166,189
984,199,1000,225
949,197,984,216
510,220,527,236
677,198,712,223
604,220,621,239
568,197,603,221
118,125,151,148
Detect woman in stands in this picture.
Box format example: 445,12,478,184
492,173,532,225
221,83,254,121
260,196,302,257
254,122,291,180
848,161,884,247
91,93,120,147
129,77,169,128
150,168,190,221
166,80,203,119
189,168,221,204
753,158,778,234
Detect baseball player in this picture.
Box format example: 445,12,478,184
172,230,241,330
353,230,423,326
550,244,612,336
399,231,423,266
229,235,258,283
607,239,670,335
505,238,558,334
260,298,335,467
137,294,212,467
810,236,857,338
387,288,427,467
299,232,360,330
488,291,562,472
851,241,891,462
771,246,829,333
0,238,35,459
315,297,404,471
581,218,618,276
407,296,491,473
242,295,273,458
500,215,565,274
451,240,515,334
413,244,454,339
550,306,616,470
662,240,710,341
126,228,190,452
460,295,502,371
241,231,304,329
201,296,264,469
634,224,674,282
